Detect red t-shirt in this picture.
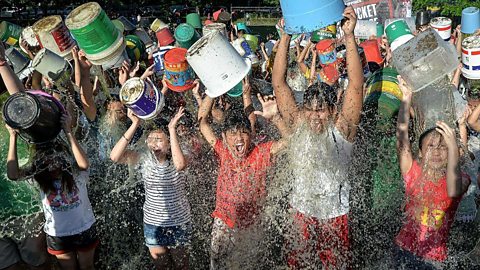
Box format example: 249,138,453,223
395,160,470,261
212,139,274,229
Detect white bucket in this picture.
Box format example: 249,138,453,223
430,17,452,41
203,23,227,37
391,34,414,51
19,27,39,55
85,30,127,68
354,20,377,39
186,30,251,98
134,27,154,49
33,15,76,60
32,48,71,83
150,18,168,32
462,36,480,79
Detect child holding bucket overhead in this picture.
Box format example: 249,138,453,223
394,75,470,268
110,107,191,270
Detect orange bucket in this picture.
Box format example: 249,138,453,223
156,27,175,47
164,48,195,92
360,40,384,66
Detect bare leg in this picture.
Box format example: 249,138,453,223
170,247,189,270
149,246,172,270
55,252,77,270
77,248,96,270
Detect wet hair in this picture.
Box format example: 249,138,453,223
418,128,439,151
303,82,337,109
222,110,251,133
145,118,169,138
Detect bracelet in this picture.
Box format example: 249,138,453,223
122,135,131,142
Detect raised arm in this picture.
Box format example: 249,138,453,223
296,41,312,75
61,112,89,170
198,95,218,148
72,47,97,121
242,77,256,134
6,125,26,180
0,42,25,94
336,6,364,141
468,102,480,132
168,107,187,171
396,76,413,175
110,109,141,165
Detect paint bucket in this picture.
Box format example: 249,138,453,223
236,22,250,34
461,7,480,35
227,81,243,97
393,28,458,92
416,11,431,28
33,15,76,60
384,18,416,33
461,35,480,79
32,48,71,83
0,21,23,46
2,90,64,144
311,24,337,42
186,30,251,98
186,13,202,29
430,17,452,41
244,34,259,51
125,35,146,62
360,39,383,65
19,26,39,52
156,27,175,47
364,68,401,120
354,20,377,39
151,18,168,32
175,23,200,49
134,28,154,49
316,39,336,66
112,19,125,33
280,0,345,34
164,48,195,92
203,23,227,37
376,23,384,37
5,47,30,75
153,46,173,74
120,77,164,120
116,16,136,32
385,19,413,44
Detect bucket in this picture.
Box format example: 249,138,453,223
355,20,377,39
227,81,243,97
316,39,336,66
125,35,146,62
218,12,232,23
376,23,384,37
66,2,119,56
461,7,480,34
116,16,136,32
156,27,175,47
164,48,195,92
186,30,251,98
120,77,164,120
33,15,76,59
385,18,416,33
19,26,39,52
244,34,259,51
280,0,345,34
416,11,431,28
430,17,452,41
151,18,168,32
101,48,129,70
32,48,71,82
390,34,414,51
462,35,480,79
358,47,371,78
311,24,337,42
0,21,23,46
203,23,227,37
186,13,202,29
364,68,401,119
236,22,250,34
153,46,173,74
5,47,30,75
175,23,200,49
427,6,442,18
360,40,383,65
112,19,125,33
385,20,413,44
134,28,154,49
2,90,64,144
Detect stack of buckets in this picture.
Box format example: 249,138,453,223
461,7,480,79
33,15,76,60
65,2,127,69
385,20,414,51
0,21,23,47
151,19,175,47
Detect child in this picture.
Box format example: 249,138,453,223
7,112,97,270
110,107,191,270
198,91,288,269
395,75,470,268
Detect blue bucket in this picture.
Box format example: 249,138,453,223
236,22,250,33
153,46,172,74
461,7,480,34
281,0,345,34
227,81,243,97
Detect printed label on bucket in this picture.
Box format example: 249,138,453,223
51,25,75,52
153,48,170,73
165,68,195,87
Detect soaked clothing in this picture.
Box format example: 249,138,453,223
140,153,191,227
212,139,274,229
395,161,470,261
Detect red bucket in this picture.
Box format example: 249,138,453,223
156,28,175,47
164,48,195,92
360,40,384,65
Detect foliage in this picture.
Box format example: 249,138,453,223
413,0,480,17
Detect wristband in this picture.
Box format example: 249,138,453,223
122,135,131,142
244,104,255,116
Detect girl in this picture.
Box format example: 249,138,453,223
110,108,191,270
7,112,97,270
395,75,470,269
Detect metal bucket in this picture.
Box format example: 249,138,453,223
462,35,480,79
120,77,164,120
430,17,452,41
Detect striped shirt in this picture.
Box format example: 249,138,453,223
141,153,191,227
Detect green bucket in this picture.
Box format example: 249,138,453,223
311,24,337,42
125,35,146,62
0,21,23,47
385,20,412,44
175,23,200,49
66,2,119,55
227,81,243,97
236,22,250,33
186,13,202,29
376,23,384,37
244,34,259,51
112,19,125,34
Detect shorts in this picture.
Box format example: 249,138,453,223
46,224,99,255
0,234,48,269
144,222,191,248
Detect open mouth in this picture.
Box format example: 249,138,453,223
235,143,245,153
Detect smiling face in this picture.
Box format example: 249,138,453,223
420,130,448,170
146,130,170,157
222,127,252,159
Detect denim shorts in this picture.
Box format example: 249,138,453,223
144,222,192,248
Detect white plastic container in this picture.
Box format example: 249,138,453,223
32,15,76,60
390,34,414,51
32,48,71,82
462,35,480,79
203,23,227,37
354,20,377,39
186,30,251,98
430,17,452,41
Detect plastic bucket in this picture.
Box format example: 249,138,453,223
2,90,64,144
19,26,39,52
86,31,126,67
125,35,146,62
461,7,480,34
66,2,119,56
153,46,173,74
5,47,30,75
33,15,76,59
385,20,413,44
244,34,259,51
134,28,153,49
32,48,71,82
218,12,232,23
0,21,23,46
236,22,250,33
164,48,195,92
360,40,383,65
186,30,251,98
120,77,164,120
364,68,401,119
151,18,168,32
462,35,480,79
355,20,377,39
175,23,200,49
390,34,414,51
376,23,384,37
186,13,202,29
227,81,243,97
116,16,136,32
101,47,128,70
112,19,125,33
156,27,175,47
316,39,336,66
311,24,337,42
430,17,452,41
280,0,345,34
203,23,227,37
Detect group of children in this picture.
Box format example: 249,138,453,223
1,4,480,270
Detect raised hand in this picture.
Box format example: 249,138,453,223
168,107,185,130
61,112,73,134
435,121,458,151
397,75,412,102
5,124,17,137
341,6,358,36
127,108,141,125
254,93,279,120
140,64,155,80
118,61,130,86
